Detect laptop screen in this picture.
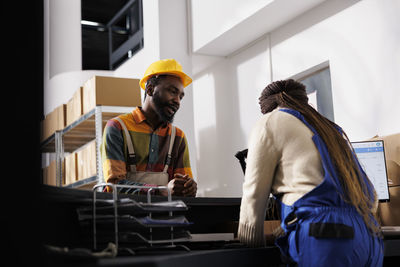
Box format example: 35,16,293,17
351,140,390,202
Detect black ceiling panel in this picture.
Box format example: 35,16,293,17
81,0,143,70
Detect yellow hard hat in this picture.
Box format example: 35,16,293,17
139,59,192,90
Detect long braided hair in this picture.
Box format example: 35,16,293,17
259,79,380,235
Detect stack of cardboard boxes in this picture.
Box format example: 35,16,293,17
41,75,141,187
41,104,67,186
41,104,67,142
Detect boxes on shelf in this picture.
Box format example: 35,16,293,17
77,140,97,181
65,152,78,185
82,76,142,114
42,160,65,186
41,104,67,141
66,87,83,126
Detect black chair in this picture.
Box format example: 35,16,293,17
235,149,248,175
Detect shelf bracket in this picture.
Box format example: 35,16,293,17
55,131,64,186
95,106,104,184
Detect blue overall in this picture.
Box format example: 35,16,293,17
275,109,383,266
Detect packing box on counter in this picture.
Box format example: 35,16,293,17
66,87,83,126
82,76,142,114
264,220,281,245
77,140,97,181
370,133,400,185
369,133,400,226
378,186,400,226
41,104,66,141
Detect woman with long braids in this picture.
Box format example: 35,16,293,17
238,79,383,266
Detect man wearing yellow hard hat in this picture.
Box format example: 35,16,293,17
101,59,197,196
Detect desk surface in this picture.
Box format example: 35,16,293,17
36,185,400,266
43,246,283,267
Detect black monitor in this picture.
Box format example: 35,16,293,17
351,140,390,202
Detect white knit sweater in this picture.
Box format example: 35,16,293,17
238,108,324,247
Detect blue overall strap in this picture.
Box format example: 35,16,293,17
279,108,346,198
280,108,375,205
279,108,317,134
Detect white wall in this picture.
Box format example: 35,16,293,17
49,0,81,79
191,0,273,52
190,0,326,56
193,38,271,197
271,0,400,140
190,0,400,197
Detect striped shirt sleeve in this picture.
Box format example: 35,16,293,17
101,119,127,183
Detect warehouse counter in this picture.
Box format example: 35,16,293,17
34,185,400,266
36,185,283,266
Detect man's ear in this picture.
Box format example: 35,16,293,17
146,84,154,97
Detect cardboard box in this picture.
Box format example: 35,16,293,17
82,76,141,114
370,133,400,185
41,104,67,141
43,160,64,186
77,140,97,180
264,220,281,245
66,87,83,126
369,133,400,226
65,152,77,185
47,160,57,186
378,186,400,226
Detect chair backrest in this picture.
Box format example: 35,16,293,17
235,149,248,174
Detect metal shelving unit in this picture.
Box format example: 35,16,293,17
41,105,135,188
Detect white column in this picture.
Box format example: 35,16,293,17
49,0,82,78
158,0,197,181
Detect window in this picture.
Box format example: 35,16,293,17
294,63,335,122
81,0,143,70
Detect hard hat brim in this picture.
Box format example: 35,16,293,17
139,70,192,90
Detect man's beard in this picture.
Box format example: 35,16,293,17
153,91,175,123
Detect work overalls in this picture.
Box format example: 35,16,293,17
275,109,383,266
115,117,176,186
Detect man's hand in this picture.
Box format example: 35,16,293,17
161,174,197,197
180,175,197,197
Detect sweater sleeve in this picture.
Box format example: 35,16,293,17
238,115,279,247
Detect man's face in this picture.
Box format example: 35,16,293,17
151,75,185,123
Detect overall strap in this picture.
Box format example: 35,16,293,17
278,108,347,203
279,108,318,135
115,117,137,172
163,126,176,172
